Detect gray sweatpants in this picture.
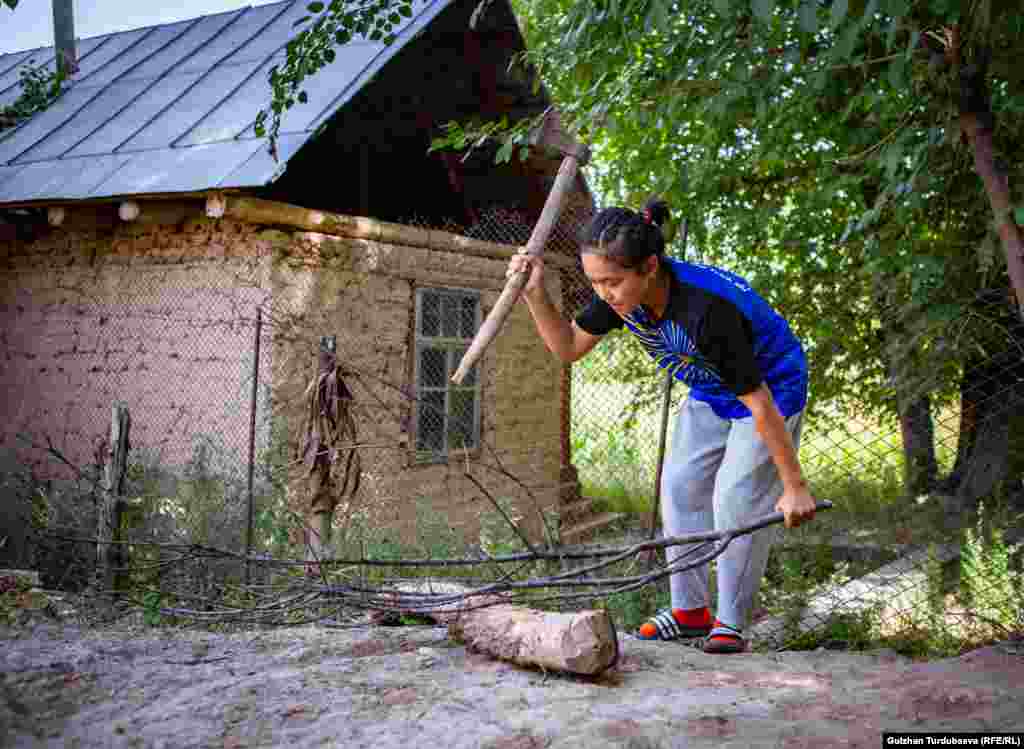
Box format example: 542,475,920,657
660,398,803,630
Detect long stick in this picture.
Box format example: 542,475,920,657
646,218,689,546
244,307,262,586
451,134,589,384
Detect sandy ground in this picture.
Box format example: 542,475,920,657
3,618,1023,749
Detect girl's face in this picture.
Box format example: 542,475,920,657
581,252,659,316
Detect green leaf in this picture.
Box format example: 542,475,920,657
830,0,849,28
307,1,324,11
753,0,774,24
884,0,909,16
1015,207,1024,226
884,144,903,178
335,29,351,44
496,139,515,164
713,0,730,16
400,5,413,18
887,57,905,89
324,48,335,63
298,90,308,103
832,23,859,60
799,0,819,33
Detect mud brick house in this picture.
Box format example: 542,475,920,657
0,0,610,548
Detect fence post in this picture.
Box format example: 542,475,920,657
97,403,130,592
646,218,689,547
244,307,263,585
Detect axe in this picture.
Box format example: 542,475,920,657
450,110,591,384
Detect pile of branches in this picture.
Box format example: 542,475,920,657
70,505,828,628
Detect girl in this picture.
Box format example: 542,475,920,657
506,200,816,653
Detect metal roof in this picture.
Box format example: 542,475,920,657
0,0,455,205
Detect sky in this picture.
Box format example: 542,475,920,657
1,0,280,55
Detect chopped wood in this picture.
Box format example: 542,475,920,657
449,604,619,677
388,580,619,676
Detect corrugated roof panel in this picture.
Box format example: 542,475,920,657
116,63,256,153
0,59,55,107
174,3,290,75
218,133,305,187
0,49,38,81
0,55,54,96
0,36,107,101
0,0,463,203
121,9,245,82
0,85,97,162
0,164,26,199
0,154,131,202
65,28,155,82
0,85,23,109
62,73,204,158
219,0,324,64
91,141,263,196
13,79,153,163
177,40,383,146
77,20,200,89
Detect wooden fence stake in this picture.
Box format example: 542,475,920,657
97,404,130,592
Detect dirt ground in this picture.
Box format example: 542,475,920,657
3,617,1023,749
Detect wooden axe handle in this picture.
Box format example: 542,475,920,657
451,151,584,384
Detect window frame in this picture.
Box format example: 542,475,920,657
412,286,483,463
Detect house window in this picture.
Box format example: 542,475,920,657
414,287,481,460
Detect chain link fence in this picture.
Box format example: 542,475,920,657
1,208,1021,649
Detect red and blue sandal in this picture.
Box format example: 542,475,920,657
637,607,713,640
703,620,745,653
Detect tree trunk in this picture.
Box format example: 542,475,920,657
898,394,938,496
959,55,1024,319
941,292,1024,513
878,312,938,498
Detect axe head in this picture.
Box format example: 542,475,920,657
529,109,591,166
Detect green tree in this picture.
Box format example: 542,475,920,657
264,0,1024,503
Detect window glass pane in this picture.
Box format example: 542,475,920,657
460,296,478,338
421,292,440,337
417,391,445,453
442,294,460,338
419,347,446,388
448,389,477,450
453,346,477,386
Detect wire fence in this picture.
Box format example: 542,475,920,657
1,208,1021,651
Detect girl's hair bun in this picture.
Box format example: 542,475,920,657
642,198,670,228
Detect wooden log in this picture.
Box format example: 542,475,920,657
448,604,619,676
121,199,204,225
47,207,66,226
387,580,617,676
208,194,575,269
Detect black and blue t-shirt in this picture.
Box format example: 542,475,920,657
575,257,808,420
